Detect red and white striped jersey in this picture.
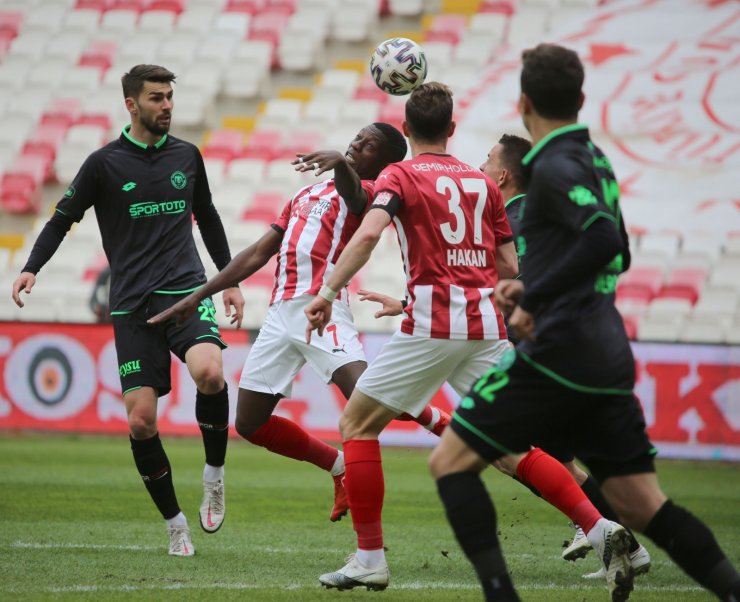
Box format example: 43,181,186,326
270,179,374,304
372,153,512,340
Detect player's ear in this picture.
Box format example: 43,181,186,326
577,91,585,111
448,121,456,138
124,97,137,115
401,121,410,137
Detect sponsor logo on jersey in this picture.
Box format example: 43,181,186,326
64,185,75,198
121,181,137,192
128,200,186,218
568,185,598,206
170,171,187,190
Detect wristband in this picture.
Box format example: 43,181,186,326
318,284,338,302
400,299,408,309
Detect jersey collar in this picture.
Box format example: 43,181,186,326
505,193,526,208
122,124,168,149
521,123,588,166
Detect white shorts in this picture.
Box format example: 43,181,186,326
356,332,512,417
239,295,366,397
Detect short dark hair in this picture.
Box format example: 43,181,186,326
404,81,453,144
520,44,584,120
121,64,176,99
498,134,532,191
373,122,407,163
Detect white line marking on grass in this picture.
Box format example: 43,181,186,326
11,541,157,551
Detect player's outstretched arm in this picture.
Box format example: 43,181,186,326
293,151,367,215
357,289,404,318
11,272,36,308
149,229,281,326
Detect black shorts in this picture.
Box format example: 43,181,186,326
112,293,227,397
451,353,656,483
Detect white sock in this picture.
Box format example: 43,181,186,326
203,464,224,482
585,518,611,549
355,548,385,569
424,407,441,431
166,512,188,529
330,451,344,477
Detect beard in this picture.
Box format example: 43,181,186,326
141,114,171,137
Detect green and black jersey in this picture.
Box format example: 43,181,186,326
25,126,232,313
515,124,634,393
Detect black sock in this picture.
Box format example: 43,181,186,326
580,476,641,553
195,384,229,468
644,500,740,599
130,433,179,520
437,472,521,602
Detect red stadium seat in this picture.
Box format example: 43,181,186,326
378,101,406,132
76,112,113,131
225,0,267,15
246,190,285,214
622,314,638,340
75,0,113,12
425,14,467,45
277,130,323,160
616,282,654,306
478,0,515,15
79,40,118,73
40,98,83,130
109,0,147,12
656,284,699,305
665,266,707,290
147,0,185,14
202,129,245,162
0,10,24,38
240,129,282,161
617,266,663,297
249,11,290,48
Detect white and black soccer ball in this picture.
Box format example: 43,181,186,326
369,37,428,96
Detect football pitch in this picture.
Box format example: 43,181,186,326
1,433,737,601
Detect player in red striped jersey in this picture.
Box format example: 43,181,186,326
304,82,519,591
149,123,449,523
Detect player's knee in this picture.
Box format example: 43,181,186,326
193,363,224,394
128,411,156,439
235,414,263,440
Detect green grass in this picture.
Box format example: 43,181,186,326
0,433,738,601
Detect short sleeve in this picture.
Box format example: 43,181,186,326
272,198,293,233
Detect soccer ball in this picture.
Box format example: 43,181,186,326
369,37,428,96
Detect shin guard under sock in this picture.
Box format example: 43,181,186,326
516,448,601,534
130,433,180,519
344,439,384,550
645,500,740,599
437,472,520,602
247,415,338,471
195,384,229,467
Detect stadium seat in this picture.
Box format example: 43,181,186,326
202,129,245,162
277,30,323,71
723,236,740,257
678,319,725,344
78,39,117,73
616,282,654,307
479,0,516,15
617,265,664,297
241,129,282,161
637,313,684,342
224,0,266,15
227,157,266,184
507,7,550,45
655,283,699,305
637,231,681,261
277,130,324,160
100,9,140,34
387,0,424,16
468,11,508,40
330,3,377,42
